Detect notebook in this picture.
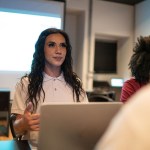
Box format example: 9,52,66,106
38,102,122,150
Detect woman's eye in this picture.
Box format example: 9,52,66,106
48,43,55,47
48,42,67,48
60,43,67,48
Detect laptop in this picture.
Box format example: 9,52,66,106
38,102,122,150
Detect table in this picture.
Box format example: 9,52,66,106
0,139,31,150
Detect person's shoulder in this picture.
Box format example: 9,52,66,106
21,76,29,83
123,78,140,87
129,84,150,104
16,76,29,86
124,77,137,83
123,84,150,113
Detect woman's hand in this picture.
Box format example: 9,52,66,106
22,102,40,131
14,102,40,135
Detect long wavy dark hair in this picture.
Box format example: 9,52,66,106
21,28,85,111
129,36,150,84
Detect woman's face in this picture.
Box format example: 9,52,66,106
44,33,67,71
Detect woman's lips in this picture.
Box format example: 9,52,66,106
53,57,62,61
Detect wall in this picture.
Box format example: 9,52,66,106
135,0,150,39
87,0,134,91
65,0,90,89
65,0,135,92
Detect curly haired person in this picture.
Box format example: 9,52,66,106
120,36,150,103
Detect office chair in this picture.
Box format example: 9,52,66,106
9,114,17,138
88,95,114,102
9,114,22,140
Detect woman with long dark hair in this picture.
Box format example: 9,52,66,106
11,28,88,149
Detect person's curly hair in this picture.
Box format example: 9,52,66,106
129,36,150,84
21,28,85,111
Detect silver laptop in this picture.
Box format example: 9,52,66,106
38,102,122,150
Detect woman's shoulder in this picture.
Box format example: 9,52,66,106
16,76,29,87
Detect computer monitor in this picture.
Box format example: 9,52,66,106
111,78,124,87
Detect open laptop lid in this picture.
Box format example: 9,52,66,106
38,102,122,150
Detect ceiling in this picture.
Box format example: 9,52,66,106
55,0,145,5
102,0,145,5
